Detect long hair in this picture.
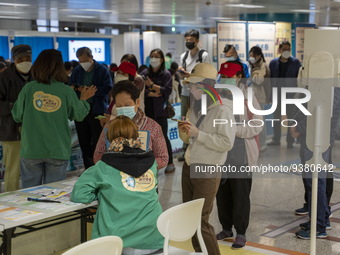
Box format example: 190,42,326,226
31,49,68,84
249,46,266,63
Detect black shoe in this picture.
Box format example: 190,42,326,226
178,154,185,162
267,141,280,146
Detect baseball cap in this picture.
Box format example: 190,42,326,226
183,63,217,84
118,62,136,76
218,62,242,77
11,44,32,60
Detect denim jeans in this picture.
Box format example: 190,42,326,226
20,158,68,188
305,170,330,233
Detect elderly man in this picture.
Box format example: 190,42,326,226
0,44,32,191
69,47,112,169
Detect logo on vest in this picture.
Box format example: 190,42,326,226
33,91,62,113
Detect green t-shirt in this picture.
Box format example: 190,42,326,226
11,80,90,160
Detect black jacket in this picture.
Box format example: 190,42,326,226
0,64,31,141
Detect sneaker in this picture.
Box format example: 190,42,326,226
165,164,175,174
299,221,310,231
295,229,327,240
232,234,247,249
216,230,233,240
177,154,185,162
267,141,280,146
295,207,309,215
300,221,332,231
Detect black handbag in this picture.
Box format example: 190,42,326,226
165,101,175,119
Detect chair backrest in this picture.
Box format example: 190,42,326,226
157,198,205,242
62,236,123,255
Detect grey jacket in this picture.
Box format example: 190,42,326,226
0,64,31,141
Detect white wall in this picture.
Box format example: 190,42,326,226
160,34,184,65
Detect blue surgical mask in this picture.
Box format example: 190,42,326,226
116,106,137,119
225,56,236,62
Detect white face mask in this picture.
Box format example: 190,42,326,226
150,58,161,68
16,62,32,74
281,51,291,59
249,57,257,64
80,62,92,71
114,73,129,84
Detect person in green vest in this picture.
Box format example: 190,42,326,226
71,115,164,255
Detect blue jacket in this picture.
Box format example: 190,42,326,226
269,56,301,88
69,60,112,115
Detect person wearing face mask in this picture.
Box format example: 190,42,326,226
223,44,251,79
0,44,32,191
140,48,174,174
215,61,262,249
177,29,210,162
249,46,271,152
69,47,112,169
268,41,301,148
94,80,168,170
178,63,236,255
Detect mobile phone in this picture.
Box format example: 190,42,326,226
141,75,148,80
171,118,188,123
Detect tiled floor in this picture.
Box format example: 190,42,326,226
156,139,340,255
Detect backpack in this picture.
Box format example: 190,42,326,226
182,49,206,70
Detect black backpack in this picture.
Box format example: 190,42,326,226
182,49,206,70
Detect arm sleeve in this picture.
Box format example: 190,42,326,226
68,89,91,122
196,107,236,152
159,71,172,99
150,122,169,169
94,123,109,164
71,166,100,203
11,86,26,123
94,68,113,97
202,52,211,64
236,96,263,138
0,76,13,116
252,63,267,85
134,76,145,92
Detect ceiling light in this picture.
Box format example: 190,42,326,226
128,18,150,22
0,15,22,19
0,11,23,14
68,15,97,19
79,9,112,13
210,17,233,20
0,2,30,7
225,4,265,8
291,9,320,13
143,13,182,17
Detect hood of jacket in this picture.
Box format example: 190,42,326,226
101,147,155,178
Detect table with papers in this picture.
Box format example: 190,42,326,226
0,178,97,255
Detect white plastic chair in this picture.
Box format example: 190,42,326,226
62,236,123,255
157,198,208,255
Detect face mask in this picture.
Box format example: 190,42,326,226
220,78,237,86
281,51,291,59
116,106,137,119
68,73,72,77
186,42,195,50
249,57,257,64
150,58,161,68
114,73,128,84
16,62,32,74
225,56,236,62
80,62,92,71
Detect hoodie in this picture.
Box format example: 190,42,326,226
71,147,164,249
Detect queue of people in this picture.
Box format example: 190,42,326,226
0,28,334,254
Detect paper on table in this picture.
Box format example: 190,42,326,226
0,205,42,221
